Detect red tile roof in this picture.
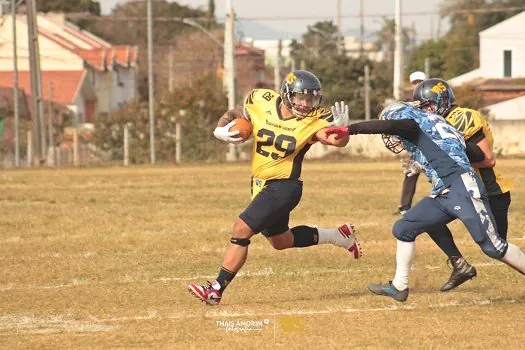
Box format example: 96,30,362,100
36,19,137,71
0,70,85,105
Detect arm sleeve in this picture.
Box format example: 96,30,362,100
465,141,486,163
467,129,485,144
348,119,419,142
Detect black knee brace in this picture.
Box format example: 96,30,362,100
231,238,251,247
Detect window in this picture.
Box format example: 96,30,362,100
503,50,512,77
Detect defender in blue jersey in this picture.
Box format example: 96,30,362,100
324,102,525,302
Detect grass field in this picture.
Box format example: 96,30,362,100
1,159,524,349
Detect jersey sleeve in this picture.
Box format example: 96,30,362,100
446,108,484,141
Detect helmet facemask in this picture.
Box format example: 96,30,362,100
286,90,322,118
280,70,323,119
378,102,408,154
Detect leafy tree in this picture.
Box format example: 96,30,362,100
435,0,524,78
289,21,392,119
37,0,101,14
406,39,448,79
92,74,228,163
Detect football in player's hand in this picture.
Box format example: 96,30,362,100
229,118,252,142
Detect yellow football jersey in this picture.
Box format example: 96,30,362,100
446,106,511,195
243,89,332,195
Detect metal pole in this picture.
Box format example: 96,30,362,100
274,39,282,92
11,0,20,167
73,128,78,166
147,0,156,164
123,124,129,166
224,0,237,161
48,82,54,166
27,0,46,160
359,0,364,56
364,65,371,120
424,57,430,78
27,130,32,167
336,0,341,54
168,45,173,93
393,0,404,100
175,123,181,164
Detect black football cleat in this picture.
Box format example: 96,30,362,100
440,257,477,292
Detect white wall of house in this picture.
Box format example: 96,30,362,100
479,11,525,78
0,17,84,71
486,95,525,120
305,119,525,159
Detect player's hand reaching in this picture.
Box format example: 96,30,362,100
401,158,423,177
322,126,350,140
331,101,350,127
213,121,243,143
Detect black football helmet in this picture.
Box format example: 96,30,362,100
280,70,323,118
412,78,456,116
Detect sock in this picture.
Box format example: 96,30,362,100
501,243,525,275
291,225,318,247
426,225,463,259
392,240,416,291
317,226,355,249
215,267,237,292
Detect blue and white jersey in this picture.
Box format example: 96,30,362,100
389,104,474,195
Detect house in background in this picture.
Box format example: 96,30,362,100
0,13,138,123
449,11,525,120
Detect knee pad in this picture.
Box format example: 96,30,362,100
392,220,417,242
231,238,251,247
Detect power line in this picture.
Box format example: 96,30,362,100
65,6,525,22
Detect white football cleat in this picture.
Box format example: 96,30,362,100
337,223,362,259
188,281,222,305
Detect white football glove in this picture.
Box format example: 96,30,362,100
401,158,423,177
331,101,350,127
213,120,243,143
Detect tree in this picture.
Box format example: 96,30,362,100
92,74,228,163
288,21,392,120
436,0,524,78
38,0,101,15
406,39,448,78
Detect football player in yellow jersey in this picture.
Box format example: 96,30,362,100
412,78,513,291
188,70,361,305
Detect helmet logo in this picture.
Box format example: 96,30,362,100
286,72,297,84
431,82,447,94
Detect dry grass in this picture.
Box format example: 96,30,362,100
0,159,524,349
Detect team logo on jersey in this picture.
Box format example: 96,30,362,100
431,82,447,94
285,72,297,84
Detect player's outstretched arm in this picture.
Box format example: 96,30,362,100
316,127,349,147
470,137,496,168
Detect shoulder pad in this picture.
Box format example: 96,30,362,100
316,108,334,122
244,89,279,106
446,107,483,139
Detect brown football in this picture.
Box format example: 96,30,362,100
229,118,252,142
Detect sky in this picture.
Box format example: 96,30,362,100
100,0,450,41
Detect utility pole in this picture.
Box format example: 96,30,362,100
274,39,282,92
224,0,237,161
48,82,55,166
393,0,404,100
168,45,173,93
26,0,46,161
147,0,155,164
364,65,371,120
424,57,430,78
359,0,364,56
11,0,20,167
335,0,342,54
